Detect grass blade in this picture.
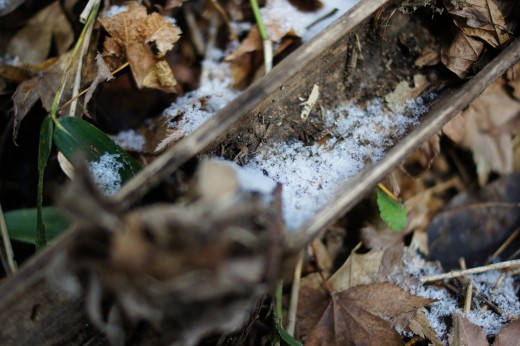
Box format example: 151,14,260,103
36,116,54,249
5,207,69,244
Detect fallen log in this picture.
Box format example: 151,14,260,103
1,0,520,344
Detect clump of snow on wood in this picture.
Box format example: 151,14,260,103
102,5,128,18
88,153,123,196
111,129,145,152
245,98,427,230
215,159,277,202
261,0,359,42
157,48,238,151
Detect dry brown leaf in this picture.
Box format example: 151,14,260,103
165,0,186,10
84,53,115,110
298,283,434,346
408,308,445,346
384,74,429,114
99,3,181,92
441,31,485,79
443,80,520,185
328,249,384,291
11,54,72,140
420,133,441,169
7,2,73,64
448,312,488,346
494,319,520,346
446,0,515,48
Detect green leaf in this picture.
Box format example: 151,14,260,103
376,187,407,232
36,116,54,249
275,322,302,346
53,117,140,191
5,207,69,244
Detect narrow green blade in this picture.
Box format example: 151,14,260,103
5,207,69,244
36,116,54,249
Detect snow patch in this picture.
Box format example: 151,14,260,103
244,97,428,230
260,0,359,42
88,153,123,196
102,5,128,18
111,129,145,152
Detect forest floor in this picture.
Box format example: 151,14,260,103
1,0,520,345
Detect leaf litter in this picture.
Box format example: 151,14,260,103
1,0,520,345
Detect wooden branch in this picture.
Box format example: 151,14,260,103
291,35,520,248
1,0,520,344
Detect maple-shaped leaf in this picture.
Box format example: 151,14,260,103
99,3,181,92
494,319,520,346
298,283,434,346
448,312,487,346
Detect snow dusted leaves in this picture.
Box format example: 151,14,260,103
99,3,181,92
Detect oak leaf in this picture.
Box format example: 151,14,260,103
448,312,487,346
98,3,181,92
298,283,434,346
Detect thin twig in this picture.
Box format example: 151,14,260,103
492,227,520,259
286,252,303,336
421,260,520,283
69,1,99,116
59,62,129,113
0,203,16,275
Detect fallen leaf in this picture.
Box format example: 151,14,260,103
448,312,488,346
441,31,485,79
328,249,385,291
12,54,72,140
494,319,520,346
99,3,181,92
385,74,429,114
443,80,520,184
445,0,515,48
7,2,73,64
408,308,445,346
84,53,115,111
298,283,434,346
427,173,520,269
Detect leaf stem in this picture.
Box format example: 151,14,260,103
50,0,100,120
249,0,273,73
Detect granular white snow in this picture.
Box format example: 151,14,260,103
244,98,428,230
111,129,145,152
88,153,123,196
102,5,128,18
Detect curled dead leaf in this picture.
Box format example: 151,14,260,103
441,31,485,79
99,3,181,92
